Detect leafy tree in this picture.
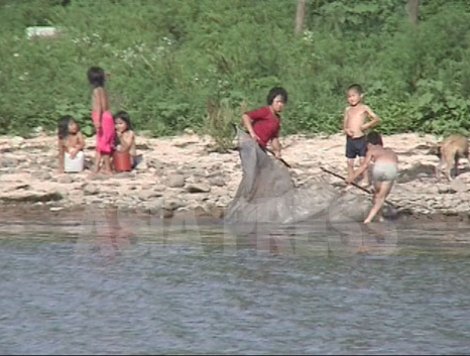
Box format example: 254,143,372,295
0,0,469,141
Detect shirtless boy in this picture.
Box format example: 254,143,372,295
346,132,398,224
343,84,380,185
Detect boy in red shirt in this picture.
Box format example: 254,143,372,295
242,87,288,159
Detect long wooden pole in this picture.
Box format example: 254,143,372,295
320,166,399,208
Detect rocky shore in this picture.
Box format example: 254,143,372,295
1,131,469,222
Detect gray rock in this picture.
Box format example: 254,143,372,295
57,175,73,184
0,190,62,203
153,184,167,192
450,179,467,193
191,169,206,178
0,158,19,168
89,173,111,181
35,171,52,181
84,184,99,195
186,183,211,193
138,190,163,201
438,186,457,194
135,160,148,171
209,177,226,187
166,174,185,188
146,158,164,169
10,183,30,190
208,163,222,172
164,199,184,211
203,203,225,219
140,182,154,190
145,198,164,214
11,136,24,145
163,209,174,218
216,195,232,206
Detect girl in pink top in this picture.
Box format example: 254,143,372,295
87,66,115,174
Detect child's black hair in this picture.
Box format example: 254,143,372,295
87,66,106,87
367,131,383,146
114,110,133,130
58,115,77,140
347,84,363,94
266,87,288,105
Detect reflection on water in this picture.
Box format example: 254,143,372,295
0,208,469,354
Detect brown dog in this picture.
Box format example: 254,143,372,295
434,134,469,181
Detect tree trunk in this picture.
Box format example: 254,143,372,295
407,0,419,25
295,0,307,35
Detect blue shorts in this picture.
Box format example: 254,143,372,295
346,136,367,159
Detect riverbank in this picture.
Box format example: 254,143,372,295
1,131,469,222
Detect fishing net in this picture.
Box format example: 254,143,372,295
224,129,370,226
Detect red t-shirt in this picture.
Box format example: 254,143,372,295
246,106,281,148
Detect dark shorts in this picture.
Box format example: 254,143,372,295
346,136,367,159
132,154,143,170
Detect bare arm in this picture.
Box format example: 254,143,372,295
361,105,380,131
92,89,101,130
271,137,281,158
343,108,354,136
98,88,106,117
342,108,349,133
242,114,260,141
99,87,109,112
92,88,109,129
119,132,135,153
58,139,65,173
76,132,86,151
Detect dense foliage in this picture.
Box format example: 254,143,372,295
0,0,469,143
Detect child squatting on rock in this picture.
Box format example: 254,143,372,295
113,111,138,172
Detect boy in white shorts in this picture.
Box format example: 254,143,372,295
346,132,398,224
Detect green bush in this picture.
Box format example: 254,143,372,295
0,0,469,140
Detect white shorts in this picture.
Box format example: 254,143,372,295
64,150,84,173
372,163,398,182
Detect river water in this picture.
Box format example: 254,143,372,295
0,209,469,354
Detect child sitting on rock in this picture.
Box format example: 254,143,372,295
58,115,86,173
113,111,140,171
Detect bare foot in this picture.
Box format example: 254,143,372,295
360,180,370,188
